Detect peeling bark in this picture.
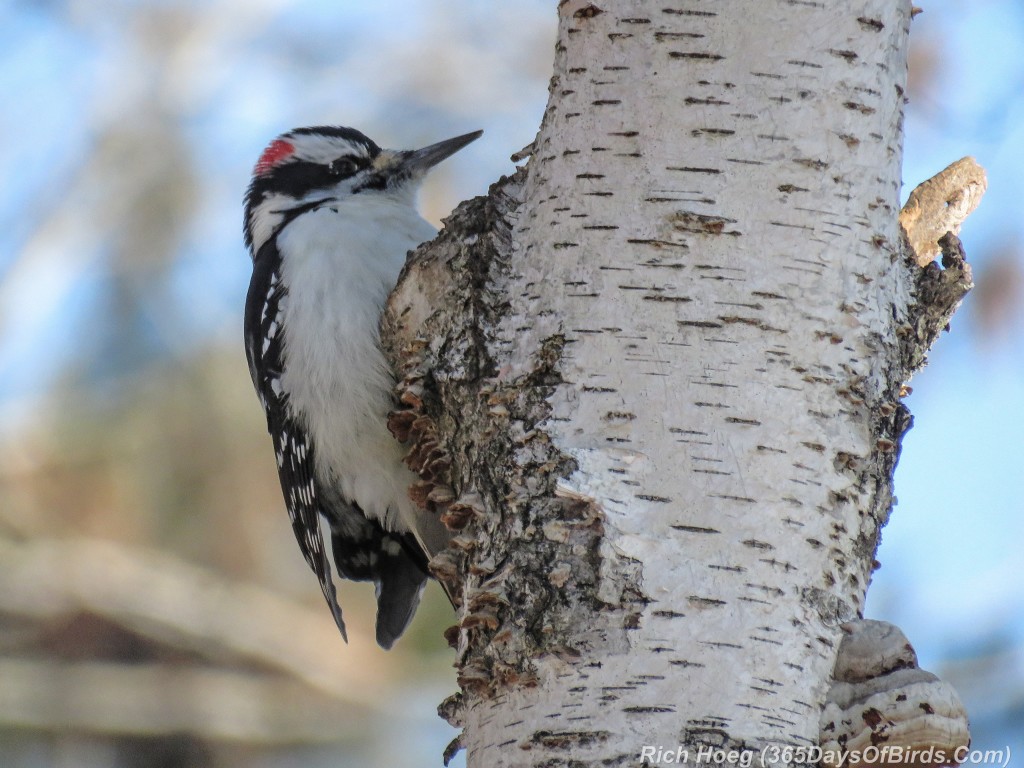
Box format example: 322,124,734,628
382,1,975,766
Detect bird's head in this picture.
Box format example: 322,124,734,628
243,125,482,256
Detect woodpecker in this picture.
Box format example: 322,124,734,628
243,125,482,648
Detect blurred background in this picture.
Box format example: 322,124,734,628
0,1,1020,766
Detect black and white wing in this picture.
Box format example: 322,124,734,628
244,241,429,648
321,492,430,649
244,242,348,640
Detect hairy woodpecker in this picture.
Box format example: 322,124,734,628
243,125,481,648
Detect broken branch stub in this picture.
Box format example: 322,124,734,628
899,157,986,267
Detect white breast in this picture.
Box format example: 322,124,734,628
275,192,436,533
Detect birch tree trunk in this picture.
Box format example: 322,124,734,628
384,1,969,766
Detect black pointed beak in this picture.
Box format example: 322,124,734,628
399,130,483,177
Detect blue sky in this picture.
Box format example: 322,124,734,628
0,0,1021,759
865,0,1024,659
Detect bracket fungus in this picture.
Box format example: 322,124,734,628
820,620,970,768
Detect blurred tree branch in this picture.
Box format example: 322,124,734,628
0,657,364,743
0,536,390,714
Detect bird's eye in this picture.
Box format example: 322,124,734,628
327,158,359,177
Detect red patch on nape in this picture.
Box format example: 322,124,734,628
254,138,295,176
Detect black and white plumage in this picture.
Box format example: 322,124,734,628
243,125,481,648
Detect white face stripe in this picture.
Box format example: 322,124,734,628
285,133,376,166
246,132,387,257
248,191,289,256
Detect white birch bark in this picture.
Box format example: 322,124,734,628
381,1,957,766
